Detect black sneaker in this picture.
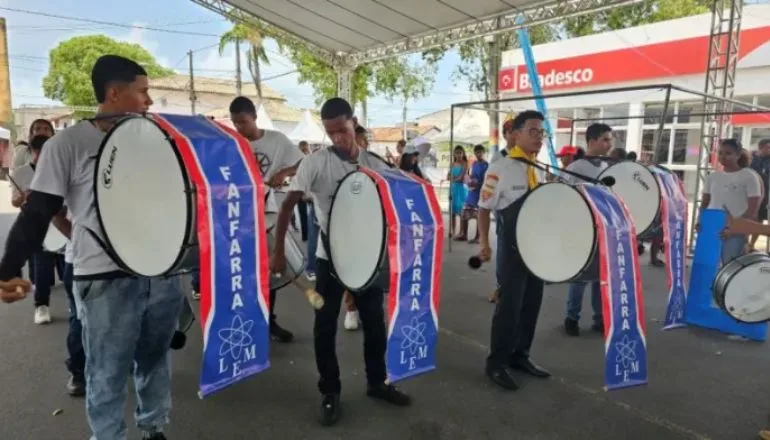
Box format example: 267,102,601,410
564,318,580,337
270,322,294,343
66,374,85,397
319,394,340,426
366,383,412,406
142,433,167,440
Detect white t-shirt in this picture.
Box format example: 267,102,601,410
564,158,607,184
12,144,31,171
9,163,34,200
704,168,762,217
251,130,304,181
30,121,118,276
479,157,537,211
289,148,390,260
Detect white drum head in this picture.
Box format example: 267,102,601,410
328,171,385,291
599,162,660,235
723,262,770,323
516,183,596,283
43,225,67,253
95,117,191,276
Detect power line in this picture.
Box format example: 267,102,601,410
0,6,223,37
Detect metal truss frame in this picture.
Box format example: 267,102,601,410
446,83,770,252
191,0,641,99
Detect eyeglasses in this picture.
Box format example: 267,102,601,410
526,128,549,138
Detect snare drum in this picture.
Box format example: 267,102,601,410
713,252,770,323
598,161,662,240
93,115,197,276
515,182,598,283
43,225,68,253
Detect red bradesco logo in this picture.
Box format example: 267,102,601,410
499,26,770,93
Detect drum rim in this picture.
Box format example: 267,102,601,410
598,161,662,238
712,252,770,324
515,182,598,284
327,168,386,292
93,115,195,276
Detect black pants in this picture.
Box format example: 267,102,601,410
297,200,309,242
314,258,386,395
32,251,65,307
487,251,544,368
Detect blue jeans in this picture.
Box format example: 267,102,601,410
722,234,747,264
307,204,319,274
566,281,602,324
74,276,184,440
32,251,65,307
63,263,85,377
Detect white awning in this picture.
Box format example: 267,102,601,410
0,127,9,141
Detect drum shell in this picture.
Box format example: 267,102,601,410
598,162,662,241
266,229,306,291
712,252,770,323
513,183,600,284
93,115,198,277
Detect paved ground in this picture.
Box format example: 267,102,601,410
1,186,770,439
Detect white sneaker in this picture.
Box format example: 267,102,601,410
306,272,316,282
34,306,51,325
344,310,360,331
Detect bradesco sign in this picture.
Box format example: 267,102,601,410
499,25,770,93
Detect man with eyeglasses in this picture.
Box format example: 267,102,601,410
477,110,551,390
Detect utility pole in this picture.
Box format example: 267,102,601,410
235,40,242,96
188,50,197,115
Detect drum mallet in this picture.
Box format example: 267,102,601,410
274,272,325,310
468,254,490,270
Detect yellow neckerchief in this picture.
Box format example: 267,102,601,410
506,145,539,189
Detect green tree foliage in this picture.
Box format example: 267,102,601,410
42,35,173,111
218,22,271,99
373,56,437,128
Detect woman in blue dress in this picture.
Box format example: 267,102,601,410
447,145,469,240
460,145,489,243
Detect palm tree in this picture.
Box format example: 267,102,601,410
218,22,270,99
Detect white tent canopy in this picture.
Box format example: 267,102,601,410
215,104,276,132
427,111,490,145
289,110,330,145
0,127,9,141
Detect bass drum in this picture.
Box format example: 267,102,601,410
713,252,770,323
598,161,661,240
93,115,197,276
43,225,68,253
515,182,599,284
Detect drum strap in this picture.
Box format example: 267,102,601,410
328,146,394,169
84,226,128,273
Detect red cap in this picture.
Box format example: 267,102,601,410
557,145,578,157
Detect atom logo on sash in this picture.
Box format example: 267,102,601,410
400,316,427,356
218,315,256,360
614,334,638,369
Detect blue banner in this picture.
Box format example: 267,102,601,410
154,114,271,396
516,15,558,170
685,209,768,341
358,168,444,383
581,184,648,390
654,170,689,329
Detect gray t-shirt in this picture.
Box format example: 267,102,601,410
564,158,607,184
251,129,304,181
289,147,389,260
705,169,762,217
30,121,116,276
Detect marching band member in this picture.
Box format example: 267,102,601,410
477,110,551,390
0,55,182,440
561,123,613,337
228,96,304,343
270,98,411,426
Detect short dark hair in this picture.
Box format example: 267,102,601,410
355,125,367,136
585,123,612,143
29,119,54,136
29,135,49,152
720,138,742,152
397,139,406,146
320,97,353,120
510,110,544,131
473,144,486,153
229,96,257,116
759,138,770,148
299,140,308,147
627,151,638,161
91,55,148,104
